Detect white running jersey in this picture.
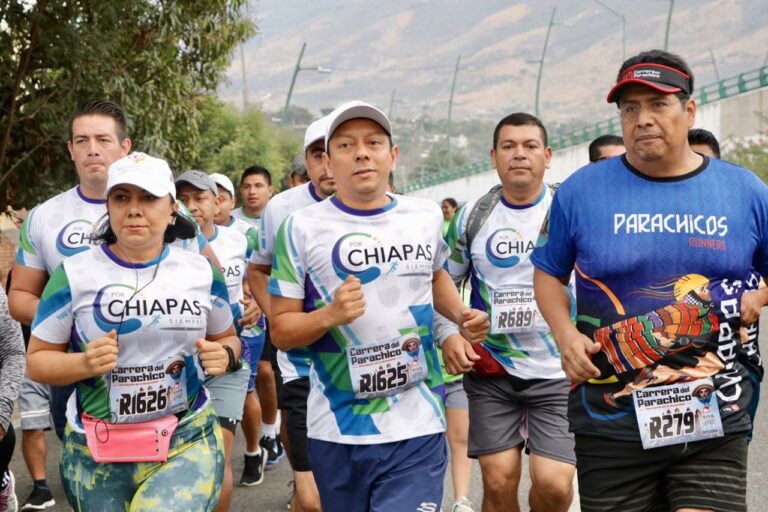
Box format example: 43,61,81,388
231,207,261,227
31,244,233,430
252,182,323,266
444,185,565,380
226,216,258,248
253,182,324,383
222,216,262,339
270,194,449,445
17,187,204,274
208,225,248,323
17,187,106,273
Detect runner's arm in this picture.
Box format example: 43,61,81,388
247,263,271,319
270,275,365,350
7,264,47,325
534,268,600,384
27,335,111,385
432,268,488,344
0,289,25,434
740,285,768,325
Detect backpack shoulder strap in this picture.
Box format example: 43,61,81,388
457,184,503,255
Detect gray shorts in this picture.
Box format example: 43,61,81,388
205,367,250,422
18,375,51,430
463,372,575,465
444,379,468,410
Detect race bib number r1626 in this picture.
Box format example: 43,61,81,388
108,355,189,423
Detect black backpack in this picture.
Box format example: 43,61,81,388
452,183,559,289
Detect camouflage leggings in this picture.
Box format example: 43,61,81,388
60,406,224,512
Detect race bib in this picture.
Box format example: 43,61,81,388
108,355,189,423
633,378,724,449
490,287,540,334
347,336,428,400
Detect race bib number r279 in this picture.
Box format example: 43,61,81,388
633,378,723,449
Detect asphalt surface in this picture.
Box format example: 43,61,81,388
9,315,768,511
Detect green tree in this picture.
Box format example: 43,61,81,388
194,97,302,192
723,137,768,183
0,0,254,209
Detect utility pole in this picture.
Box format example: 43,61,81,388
281,42,307,125
240,44,249,110
535,7,556,119
708,48,721,82
388,89,397,119
446,55,461,172
593,0,626,61
664,0,675,51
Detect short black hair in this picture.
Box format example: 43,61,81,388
588,135,625,163
615,50,694,104
688,128,721,158
442,197,458,209
69,99,128,141
492,113,548,149
240,165,272,186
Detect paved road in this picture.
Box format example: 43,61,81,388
9,315,768,511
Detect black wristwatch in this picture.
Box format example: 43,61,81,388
224,345,243,372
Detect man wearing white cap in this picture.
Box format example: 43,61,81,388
246,115,333,510
268,101,489,510
209,171,267,490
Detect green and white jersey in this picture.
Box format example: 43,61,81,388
31,244,233,431
270,194,449,445
16,187,106,273
231,207,261,227
223,216,263,339
16,187,204,274
226,216,258,254
444,185,565,380
208,225,249,328
253,182,324,383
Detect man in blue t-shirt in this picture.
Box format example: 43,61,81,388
532,49,768,512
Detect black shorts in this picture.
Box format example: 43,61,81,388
279,377,311,472
575,433,748,512
260,328,274,362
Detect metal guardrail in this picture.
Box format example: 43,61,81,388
401,65,768,193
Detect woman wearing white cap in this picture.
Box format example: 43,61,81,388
26,152,241,511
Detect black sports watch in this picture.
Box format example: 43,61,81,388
224,345,243,372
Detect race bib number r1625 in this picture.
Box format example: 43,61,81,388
347,336,428,400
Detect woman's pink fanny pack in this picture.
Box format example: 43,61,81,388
81,413,179,463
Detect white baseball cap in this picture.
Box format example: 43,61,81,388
324,101,392,153
105,152,176,199
210,172,236,197
304,116,328,151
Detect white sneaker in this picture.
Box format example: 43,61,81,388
0,471,18,512
451,496,476,512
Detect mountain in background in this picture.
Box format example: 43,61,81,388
220,0,768,129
